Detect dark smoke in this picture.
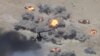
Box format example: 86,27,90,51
0,4,92,56
22,13,34,20
63,29,77,39
84,47,96,54
0,31,41,56
48,50,76,56
38,4,53,15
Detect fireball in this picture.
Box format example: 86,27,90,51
49,19,59,28
89,28,97,36
25,5,35,11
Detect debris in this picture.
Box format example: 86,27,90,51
84,47,96,54
78,19,90,24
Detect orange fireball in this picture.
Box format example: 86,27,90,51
49,19,59,28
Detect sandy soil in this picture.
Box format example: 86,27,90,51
0,0,100,56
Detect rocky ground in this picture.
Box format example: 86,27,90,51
0,0,100,56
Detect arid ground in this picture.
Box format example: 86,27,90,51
0,0,100,56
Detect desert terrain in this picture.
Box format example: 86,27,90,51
0,0,100,56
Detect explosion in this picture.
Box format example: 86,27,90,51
24,5,35,12
49,19,59,28
50,47,61,52
89,28,97,36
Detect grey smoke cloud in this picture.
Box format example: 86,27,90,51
0,31,42,56
0,4,92,56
